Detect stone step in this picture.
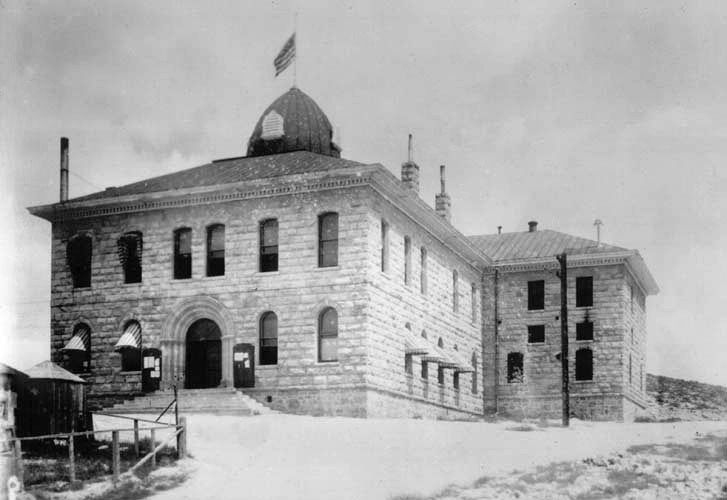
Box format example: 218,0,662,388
106,388,278,415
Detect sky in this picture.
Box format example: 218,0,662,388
1,0,726,386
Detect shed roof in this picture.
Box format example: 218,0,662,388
0,362,28,379
25,361,87,383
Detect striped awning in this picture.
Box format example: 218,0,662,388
62,325,90,352
114,322,141,351
404,330,430,355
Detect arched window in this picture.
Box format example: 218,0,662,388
471,352,478,394
260,219,279,272
117,231,143,283
575,348,593,381
62,323,91,374
318,307,338,362
206,224,225,276
420,330,428,379
260,312,278,365
437,337,445,384
173,227,192,279
507,352,524,383
420,247,428,294
115,321,142,372
318,213,338,267
380,220,389,272
404,236,411,285
67,235,92,288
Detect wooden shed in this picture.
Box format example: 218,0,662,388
21,361,89,437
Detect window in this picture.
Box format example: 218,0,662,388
62,323,91,374
629,354,632,385
260,312,278,365
507,352,524,383
575,348,593,381
453,372,460,391
471,352,478,394
437,338,445,384
421,331,429,379
405,354,413,374
527,280,544,310
259,219,279,272
576,276,593,307
576,320,594,341
206,224,225,277
318,307,338,362
318,213,338,267
173,228,192,279
380,220,389,272
420,247,428,294
67,235,92,288
117,231,142,283
527,325,545,343
471,283,477,322
404,236,411,285
115,321,142,372
452,270,459,312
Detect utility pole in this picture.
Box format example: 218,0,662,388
556,252,570,427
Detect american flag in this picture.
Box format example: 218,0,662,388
274,33,296,77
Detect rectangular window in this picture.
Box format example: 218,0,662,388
404,236,411,285
453,372,460,391
259,219,279,272
380,220,389,272
420,247,428,294
507,352,524,383
206,224,225,277
405,354,412,375
576,276,593,307
437,366,444,385
527,325,545,343
118,232,142,284
421,360,428,380
575,348,593,381
174,228,192,279
318,213,339,268
528,280,545,310
453,270,459,312
67,235,93,288
576,321,594,341
471,283,477,322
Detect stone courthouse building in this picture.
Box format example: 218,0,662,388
28,87,658,420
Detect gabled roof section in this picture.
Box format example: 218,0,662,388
469,229,658,295
468,229,626,261
68,151,364,203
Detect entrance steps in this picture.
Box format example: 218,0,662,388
105,388,278,416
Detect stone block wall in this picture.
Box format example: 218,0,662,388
490,263,631,420
50,184,373,410
622,270,649,409
361,193,484,417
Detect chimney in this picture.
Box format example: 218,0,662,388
435,165,451,222
400,134,420,193
60,137,69,203
528,220,538,232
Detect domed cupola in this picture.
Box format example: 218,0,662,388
246,87,341,158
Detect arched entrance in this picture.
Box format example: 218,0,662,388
185,318,222,389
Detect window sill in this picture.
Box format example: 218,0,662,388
120,282,142,287
573,379,594,384
258,364,279,369
527,308,545,312
315,266,340,272
574,338,594,343
119,370,141,375
527,342,546,346
203,275,227,280
316,360,340,365
255,271,280,276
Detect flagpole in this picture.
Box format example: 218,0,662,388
293,12,298,87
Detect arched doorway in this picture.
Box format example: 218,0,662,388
185,318,222,389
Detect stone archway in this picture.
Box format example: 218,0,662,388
160,296,235,389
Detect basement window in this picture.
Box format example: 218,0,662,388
575,348,593,381
576,320,594,341
527,325,545,343
576,277,593,307
528,280,544,310
507,352,523,383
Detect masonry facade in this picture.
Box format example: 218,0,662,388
30,87,657,421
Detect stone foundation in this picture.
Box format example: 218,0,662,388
497,394,641,422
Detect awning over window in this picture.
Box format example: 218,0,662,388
62,325,90,352
453,354,475,373
404,330,430,355
421,343,458,368
114,322,141,351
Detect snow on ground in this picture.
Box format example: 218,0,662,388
94,413,726,500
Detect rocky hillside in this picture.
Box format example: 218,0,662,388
640,373,727,421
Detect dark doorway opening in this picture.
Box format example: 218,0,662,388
185,319,222,389
233,343,255,388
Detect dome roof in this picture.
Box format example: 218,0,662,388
246,87,341,158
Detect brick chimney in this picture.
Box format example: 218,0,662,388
528,220,538,232
435,165,451,222
60,137,69,203
400,134,420,193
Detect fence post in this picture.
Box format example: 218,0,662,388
177,416,187,458
133,419,139,458
68,433,76,483
14,439,25,488
112,430,120,482
150,428,156,468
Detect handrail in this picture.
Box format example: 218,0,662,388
11,425,173,442
94,412,176,426
155,398,177,423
